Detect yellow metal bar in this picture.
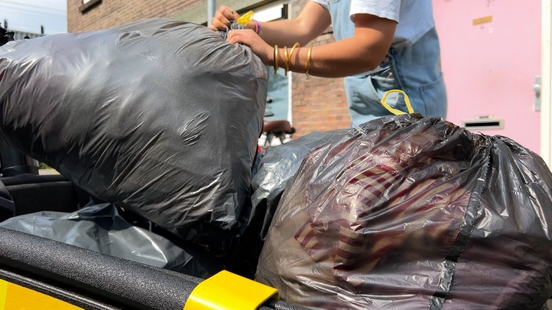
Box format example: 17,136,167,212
0,280,8,310
0,279,82,310
184,270,279,310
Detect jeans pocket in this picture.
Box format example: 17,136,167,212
368,58,407,110
419,74,447,118
347,63,403,113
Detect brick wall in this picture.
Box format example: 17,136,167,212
67,0,351,137
68,0,202,32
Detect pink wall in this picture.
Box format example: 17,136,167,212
432,0,541,153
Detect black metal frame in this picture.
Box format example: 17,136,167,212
0,226,304,310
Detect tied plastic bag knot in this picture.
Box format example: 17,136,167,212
218,10,254,40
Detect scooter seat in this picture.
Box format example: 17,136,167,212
263,120,295,134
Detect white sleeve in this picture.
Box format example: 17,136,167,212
350,0,401,23
311,0,329,11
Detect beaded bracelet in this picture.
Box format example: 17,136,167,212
254,20,261,35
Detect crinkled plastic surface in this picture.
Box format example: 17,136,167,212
218,20,247,40
256,114,552,309
251,130,347,240
0,19,268,254
233,131,348,278
0,203,223,278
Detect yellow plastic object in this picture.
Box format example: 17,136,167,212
0,279,82,310
184,270,279,310
237,10,254,26
380,89,415,115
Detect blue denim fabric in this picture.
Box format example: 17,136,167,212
327,0,448,127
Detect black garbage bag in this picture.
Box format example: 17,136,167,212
251,130,347,240
256,114,552,309
0,26,14,46
0,19,268,255
232,131,347,278
0,203,223,278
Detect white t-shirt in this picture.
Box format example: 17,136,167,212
311,0,435,47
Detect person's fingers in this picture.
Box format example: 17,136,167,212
226,29,254,44
218,5,231,12
224,7,238,20
210,18,229,31
207,20,218,31
226,30,270,64
209,10,231,30
226,30,237,43
218,5,238,20
215,10,231,24
208,5,239,31
226,30,244,44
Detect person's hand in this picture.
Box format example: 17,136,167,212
208,5,241,31
227,29,273,65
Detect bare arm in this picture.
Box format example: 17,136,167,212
227,14,397,78
249,2,331,46
209,3,331,47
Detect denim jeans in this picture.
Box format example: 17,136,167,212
327,0,448,127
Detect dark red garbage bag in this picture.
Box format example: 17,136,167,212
256,114,552,310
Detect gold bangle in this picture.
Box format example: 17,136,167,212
283,46,289,76
274,45,279,75
286,43,300,76
305,46,312,77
